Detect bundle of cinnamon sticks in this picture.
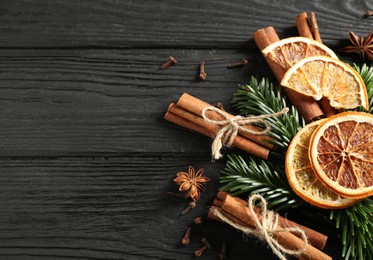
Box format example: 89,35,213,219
164,93,274,160
208,191,331,260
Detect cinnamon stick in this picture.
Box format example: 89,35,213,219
296,12,313,39
296,12,336,117
253,27,324,123
310,12,322,43
166,103,270,160
208,205,248,227
177,93,274,149
296,12,321,43
209,193,331,259
164,109,211,137
213,192,327,250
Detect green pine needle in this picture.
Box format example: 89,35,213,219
231,77,304,157
353,63,373,113
222,64,373,260
220,154,302,211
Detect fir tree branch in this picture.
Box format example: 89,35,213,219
220,154,303,211
353,63,373,114
231,77,304,153
330,199,373,260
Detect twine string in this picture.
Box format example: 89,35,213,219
201,107,289,159
212,194,308,260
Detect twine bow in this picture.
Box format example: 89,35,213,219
213,194,308,260
201,107,289,159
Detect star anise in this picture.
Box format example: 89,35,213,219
173,166,210,202
339,31,373,61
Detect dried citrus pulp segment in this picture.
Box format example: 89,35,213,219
285,119,358,209
309,112,373,199
281,56,369,110
262,37,338,70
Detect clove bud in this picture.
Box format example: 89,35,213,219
199,61,207,80
227,58,248,68
195,237,211,257
160,56,177,69
194,216,204,225
364,10,373,17
181,227,191,246
215,102,225,111
180,201,196,216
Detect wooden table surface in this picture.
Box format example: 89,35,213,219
0,1,371,259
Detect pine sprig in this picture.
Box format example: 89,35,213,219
231,77,305,152
353,63,373,113
222,64,373,260
330,199,373,260
220,154,302,211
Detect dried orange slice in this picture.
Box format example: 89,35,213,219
262,37,338,70
286,119,357,208
281,56,369,110
309,112,373,199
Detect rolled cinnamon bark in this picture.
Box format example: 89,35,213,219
209,192,331,259
296,12,313,39
208,205,248,227
165,103,270,160
212,192,328,250
164,109,211,137
295,12,336,117
253,26,325,123
310,12,322,43
177,93,274,149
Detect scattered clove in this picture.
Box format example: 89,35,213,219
199,61,207,80
195,244,207,257
160,56,177,69
215,102,225,111
202,237,212,249
195,237,211,257
364,10,373,17
227,58,248,68
181,227,191,246
180,201,196,216
194,216,204,225
219,242,227,260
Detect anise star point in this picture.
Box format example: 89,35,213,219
173,166,210,202
339,31,373,61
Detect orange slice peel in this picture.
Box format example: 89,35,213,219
285,119,358,208
262,37,338,70
309,112,373,199
281,56,369,110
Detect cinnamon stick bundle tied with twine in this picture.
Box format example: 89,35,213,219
164,93,288,160
201,106,288,159
208,192,331,260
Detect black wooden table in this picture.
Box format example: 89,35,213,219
0,1,371,259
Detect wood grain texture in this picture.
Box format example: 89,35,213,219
0,0,371,48
0,0,370,259
0,48,273,157
0,156,220,260
0,157,340,259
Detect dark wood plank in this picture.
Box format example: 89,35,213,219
0,0,371,48
0,48,275,157
0,156,340,259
